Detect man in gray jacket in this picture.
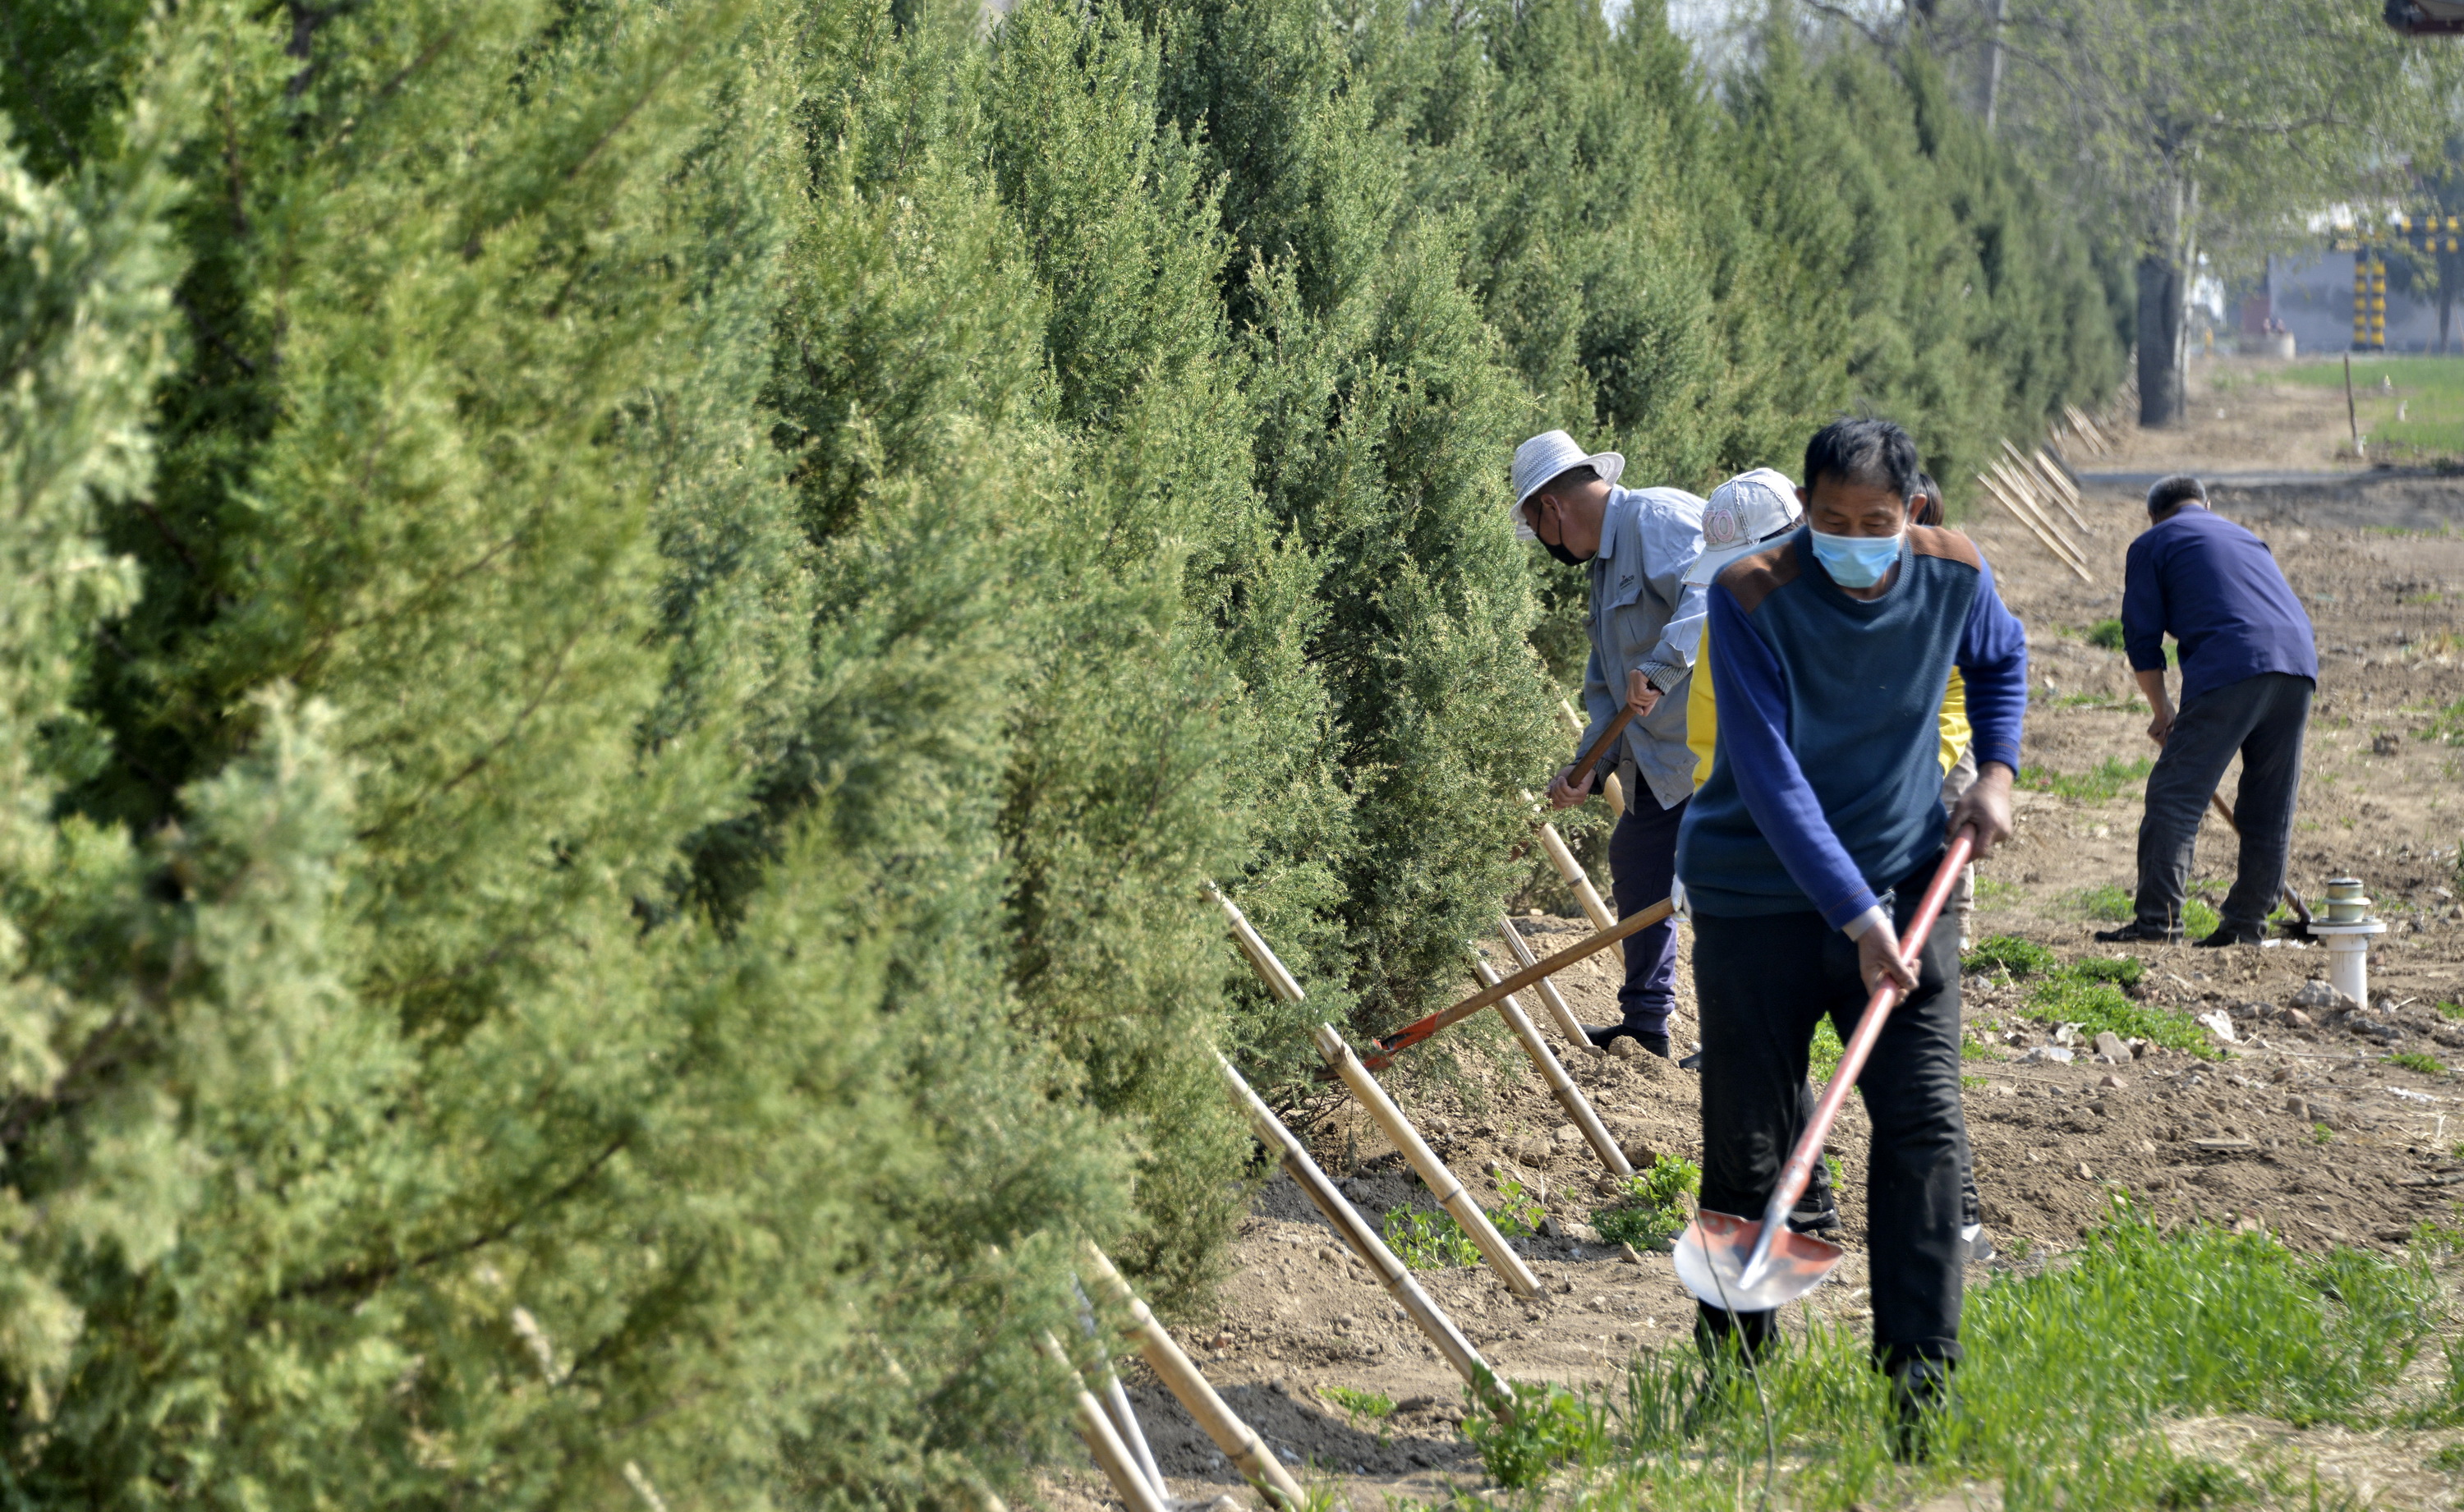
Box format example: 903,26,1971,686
1516,430,1707,1059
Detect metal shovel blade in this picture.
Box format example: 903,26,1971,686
1672,1210,1844,1312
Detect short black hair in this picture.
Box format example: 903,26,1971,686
1910,471,1945,528
2146,475,2206,515
1803,417,1921,503
1541,464,1600,494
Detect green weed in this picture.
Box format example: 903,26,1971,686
1964,933,2057,977
2087,618,2127,650
1554,1207,2439,1510
2314,1123,2336,1144
1975,875,2021,907
1592,1158,1700,1252
2070,883,2137,921
1488,1176,1546,1241
2184,898,2220,936
1325,1385,1394,1422
2020,756,2154,802
2066,954,2145,987
2030,971,2209,1055
1381,1207,1479,1270
1809,1016,1846,1082
2438,1000,2464,1021
2424,697,2464,746
1463,1373,1609,1488
2391,1051,2446,1076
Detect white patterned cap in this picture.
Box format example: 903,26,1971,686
1685,467,1803,584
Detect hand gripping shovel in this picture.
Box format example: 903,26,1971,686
1674,830,1977,1313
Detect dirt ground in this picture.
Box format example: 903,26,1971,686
1046,362,2464,1512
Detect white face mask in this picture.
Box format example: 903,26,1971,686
1809,528,1902,588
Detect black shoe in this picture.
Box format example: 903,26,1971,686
1584,1025,1671,1059
2093,921,2181,944
1787,1198,1841,1235
1677,1049,1704,1072
2193,924,2266,949
1887,1357,1956,1464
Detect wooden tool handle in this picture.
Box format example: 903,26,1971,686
1565,669,1655,794
1757,833,1974,1240
1358,898,1673,1072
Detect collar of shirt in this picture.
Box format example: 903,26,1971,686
1593,489,1630,565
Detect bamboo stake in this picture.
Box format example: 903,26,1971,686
1529,807,1616,932
1311,1023,1542,1296
1205,882,1306,1003
1041,1331,1171,1512
1473,960,1632,1177
1975,470,2092,585
1989,459,2089,568
1079,1243,1315,1512
2004,439,2091,535
1497,912,1595,1050
1363,900,1672,1069
1559,700,1624,817
1075,1283,1167,1498
1214,1055,1494,1393
1207,884,1541,1294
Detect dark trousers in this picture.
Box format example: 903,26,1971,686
1609,788,1686,1035
2134,672,2312,934
1693,857,1967,1370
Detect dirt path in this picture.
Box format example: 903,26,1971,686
1047,380,2464,1512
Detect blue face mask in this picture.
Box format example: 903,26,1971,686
1809,528,1902,589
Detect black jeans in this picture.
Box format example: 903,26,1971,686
2134,672,2312,934
1692,857,1967,1370
1609,786,1686,1035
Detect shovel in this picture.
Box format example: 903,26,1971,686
1673,830,1976,1313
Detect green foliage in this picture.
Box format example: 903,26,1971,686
1810,1015,1848,1081
2392,1051,2448,1077
2068,954,2147,988
1490,1175,1547,1239
0,0,2123,1495
2071,882,2138,920
1326,1385,1395,1421
2184,898,2222,938
1463,1373,1610,1488
2087,618,2128,650
1382,1206,1483,1270
2020,756,2154,802
1592,1157,1700,1251
1965,933,2058,977
1589,1206,2435,1507
2030,970,2210,1055
2315,1124,2338,1144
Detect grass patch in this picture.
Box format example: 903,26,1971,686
1963,934,2057,977
1381,1206,1479,1269
1974,875,2020,907
2020,756,2154,802
2087,618,2126,650
1325,1385,1394,1422
2185,898,2220,937
1809,1016,1846,1082
1592,1157,1700,1252
2280,355,2464,459
2425,696,2464,746
2439,1000,2464,1021
1510,1207,2439,1509
1489,1175,1545,1239
2314,1123,2336,1144
2069,883,2136,921
2391,1051,2447,1077
2030,965,2211,1055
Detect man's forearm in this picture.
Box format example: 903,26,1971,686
2135,669,2170,710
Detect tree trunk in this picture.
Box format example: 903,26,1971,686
2137,255,2185,426
1979,0,2007,131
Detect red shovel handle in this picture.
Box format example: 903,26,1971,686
1755,830,1977,1238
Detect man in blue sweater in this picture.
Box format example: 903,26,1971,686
2096,476,2318,946
1676,419,2027,1445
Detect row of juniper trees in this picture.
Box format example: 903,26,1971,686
0,0,2117,1501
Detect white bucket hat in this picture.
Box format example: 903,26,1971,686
1509,430,1626,541
1684,467,1804,584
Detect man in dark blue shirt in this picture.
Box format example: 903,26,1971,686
2097,476,2318,947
